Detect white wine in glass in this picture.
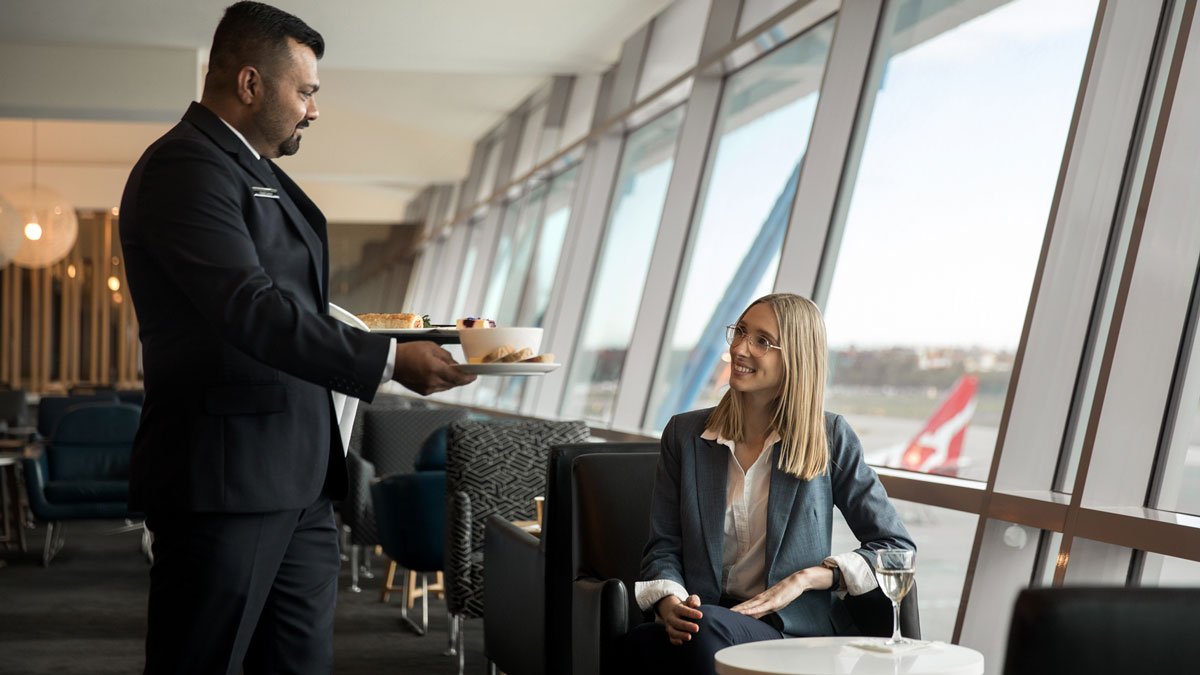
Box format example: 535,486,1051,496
874,549,915,645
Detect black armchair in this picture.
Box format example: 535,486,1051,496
1003,586,1200,674
841,579,921,639
484,442,659,675
570,452,660,675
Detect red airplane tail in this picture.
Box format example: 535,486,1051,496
897,375,978,476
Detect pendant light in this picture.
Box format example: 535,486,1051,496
7,120,78,269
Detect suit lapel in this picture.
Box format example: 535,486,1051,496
256,158,327,302
764,442,800,584
694,435,728,591
181,103,326,302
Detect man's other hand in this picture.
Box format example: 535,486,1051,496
392,342,476,395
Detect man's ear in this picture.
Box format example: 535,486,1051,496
235,66,263,105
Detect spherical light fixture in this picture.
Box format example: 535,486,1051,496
6,185,79,269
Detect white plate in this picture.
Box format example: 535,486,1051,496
370,327,459,335
455,362,561,376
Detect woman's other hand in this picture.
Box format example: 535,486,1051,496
730,566,832,619
657,594,704,645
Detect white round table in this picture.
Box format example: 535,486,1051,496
715,637,984,675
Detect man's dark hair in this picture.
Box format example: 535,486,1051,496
206,1,324,84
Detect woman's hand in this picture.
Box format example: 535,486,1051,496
730,566,832,619
657,594,704,645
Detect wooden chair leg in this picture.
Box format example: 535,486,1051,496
407,569,418,609
380,560,398,603
431,571,445,599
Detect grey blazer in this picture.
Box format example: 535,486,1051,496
640,408,915,636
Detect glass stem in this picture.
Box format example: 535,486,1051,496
891,599,902,643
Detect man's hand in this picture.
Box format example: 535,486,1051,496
391,341,476,395
730,566,831,619
657,594,703,646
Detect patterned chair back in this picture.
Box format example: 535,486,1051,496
445,419,590,618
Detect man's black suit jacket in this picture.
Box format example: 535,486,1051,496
119,102,392,514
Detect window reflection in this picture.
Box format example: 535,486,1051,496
821,0,1097,481
646,18,836,431
560,107,686,424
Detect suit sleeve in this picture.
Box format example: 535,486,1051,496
133,137,391,401
637,415,690,607
827,414,916,575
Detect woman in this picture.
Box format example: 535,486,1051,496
620,293,914,674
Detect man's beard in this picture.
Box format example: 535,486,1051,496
278,132,302,157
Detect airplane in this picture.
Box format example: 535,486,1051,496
865,374,978,477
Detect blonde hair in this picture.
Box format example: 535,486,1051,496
706,293,828,480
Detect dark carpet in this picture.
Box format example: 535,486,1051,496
0,520,487,674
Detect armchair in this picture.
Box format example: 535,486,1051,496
21,402,142,565
1003,586,1200,674
0,388,28,430
570,452,660,675
841,578,921,639
445,419,589,675
35,393,120,439
372,469,446,635
484,442,659,675
342,406,467,591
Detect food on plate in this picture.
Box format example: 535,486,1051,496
357,312,427,329
481,345,515,363
456,317,497,329
497,347,534,363
469,344,555,365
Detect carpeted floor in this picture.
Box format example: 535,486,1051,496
0,520,487,674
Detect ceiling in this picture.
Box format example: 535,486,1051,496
0,0,673,220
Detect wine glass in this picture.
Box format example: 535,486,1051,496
874,549,916,645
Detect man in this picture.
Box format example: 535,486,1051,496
118,3,475,672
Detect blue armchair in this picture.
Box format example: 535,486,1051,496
35,393,120,439
370,424,455,636
21,402,142,565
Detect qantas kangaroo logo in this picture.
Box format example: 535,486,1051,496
871,375,978,477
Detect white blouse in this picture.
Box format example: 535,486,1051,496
635,427,878,612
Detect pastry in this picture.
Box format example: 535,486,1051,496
481,345,515,363
520,353,555,364
357,312,424,329
498,347,534,363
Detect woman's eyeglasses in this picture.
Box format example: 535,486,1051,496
725,325,783,358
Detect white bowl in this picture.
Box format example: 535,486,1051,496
458,327,544,363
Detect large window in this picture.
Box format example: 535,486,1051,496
450,221,479,322
645,19,836,431
821,0,1097,481
1160,334,1200,518
560,107,687,424
480,196,526,322
495,184,548,327
519,166,580,328
495,166,582,410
